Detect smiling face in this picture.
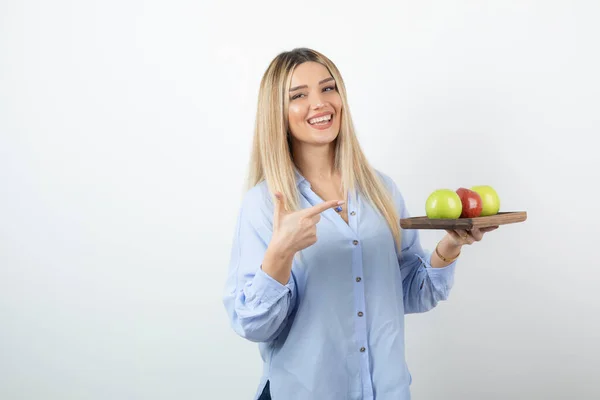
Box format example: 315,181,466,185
287,61,343,146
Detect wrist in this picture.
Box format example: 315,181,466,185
265,243,294,263
263,244,295,285
438,236,462,259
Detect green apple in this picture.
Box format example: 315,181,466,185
470,185,500,216
425,189,462,219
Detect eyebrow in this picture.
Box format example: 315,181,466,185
289,77,335,92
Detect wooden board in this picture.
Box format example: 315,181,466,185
400,211,527,230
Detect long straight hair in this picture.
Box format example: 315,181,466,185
247,48,401,249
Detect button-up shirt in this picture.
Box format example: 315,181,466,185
222,170,457,400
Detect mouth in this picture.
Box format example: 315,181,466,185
307,113,334,130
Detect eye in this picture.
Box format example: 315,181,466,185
291,93,306,100
323,85,336,92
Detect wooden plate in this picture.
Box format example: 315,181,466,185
400,211,527,230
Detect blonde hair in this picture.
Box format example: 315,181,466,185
247,48,401,249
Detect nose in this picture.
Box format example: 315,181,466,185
310,92,326,109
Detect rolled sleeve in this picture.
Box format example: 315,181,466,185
246,266,296,308
376,170,459,313
223,184,298,343
417,252,457,299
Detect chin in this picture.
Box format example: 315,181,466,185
310,130,339,145
309,121,341,142
290,123,341,146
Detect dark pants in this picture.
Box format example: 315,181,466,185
258,380,271,400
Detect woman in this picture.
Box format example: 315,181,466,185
222,48,498,400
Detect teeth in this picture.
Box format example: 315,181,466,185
309,114,332,124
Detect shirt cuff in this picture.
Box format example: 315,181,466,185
417,252,457,293
248,266,294,307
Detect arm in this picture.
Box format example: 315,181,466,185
430,236,462,268
222,192,298,343
379,173,458,314
398,221,457,314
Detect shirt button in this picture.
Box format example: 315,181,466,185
352,240,359,245
360,347,366,352
350,211,356,216
357,311,364,317
356,277,361,282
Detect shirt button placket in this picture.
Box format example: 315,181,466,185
348,207,372,396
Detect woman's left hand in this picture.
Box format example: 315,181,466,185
444,225,499,247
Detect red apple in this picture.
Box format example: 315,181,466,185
456,187,483,218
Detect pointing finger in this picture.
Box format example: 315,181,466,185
311,214,321,225
304,200,345,217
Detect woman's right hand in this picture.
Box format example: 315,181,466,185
268,191,344,258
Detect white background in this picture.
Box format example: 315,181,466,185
1,0,599,399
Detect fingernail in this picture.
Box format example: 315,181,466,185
337,201,345,205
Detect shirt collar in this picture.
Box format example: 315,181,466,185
294,167,307,187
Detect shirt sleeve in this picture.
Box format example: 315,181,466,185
222,187,298,342
379,172,457,314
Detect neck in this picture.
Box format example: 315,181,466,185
292,140,337,181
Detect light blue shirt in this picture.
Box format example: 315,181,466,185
223,170,457,400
